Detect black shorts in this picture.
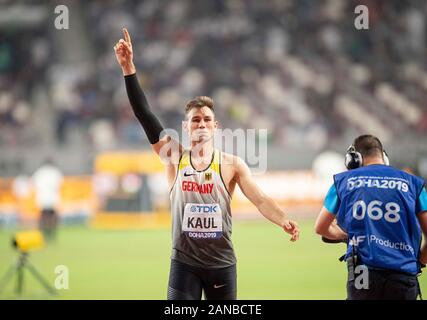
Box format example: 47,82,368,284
347,268,421,300
167,259,237,300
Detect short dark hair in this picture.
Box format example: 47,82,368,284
353,134,384,158
185,96,214,115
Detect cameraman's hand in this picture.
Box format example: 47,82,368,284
114,28,136,76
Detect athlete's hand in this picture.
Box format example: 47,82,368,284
114,28,136,75
283,220,300,242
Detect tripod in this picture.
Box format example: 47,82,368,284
0,251,56,296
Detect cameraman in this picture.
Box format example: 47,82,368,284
315,134,427,300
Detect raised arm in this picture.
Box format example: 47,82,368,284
234,157,300,241
114,28,182,162
115,28,136,76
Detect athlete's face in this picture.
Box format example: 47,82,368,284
185,107,218,143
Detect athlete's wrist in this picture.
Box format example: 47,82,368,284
122,63,136,76
280,218,289,229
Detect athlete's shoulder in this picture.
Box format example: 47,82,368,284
218,151,249,178
176,149,191,168
219,151,241,167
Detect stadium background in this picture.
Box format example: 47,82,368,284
0,0,426,299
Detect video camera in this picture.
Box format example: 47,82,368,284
12,230,45,252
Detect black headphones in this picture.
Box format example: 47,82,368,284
345,145,390,170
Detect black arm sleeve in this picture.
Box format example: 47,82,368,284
124,73,164,144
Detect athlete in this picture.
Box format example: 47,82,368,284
114,28,300,300
315,135,427,300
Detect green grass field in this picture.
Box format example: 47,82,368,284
0,218,425,299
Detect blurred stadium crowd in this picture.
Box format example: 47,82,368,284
1,0,427,172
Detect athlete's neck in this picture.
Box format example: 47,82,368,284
190,140,214,160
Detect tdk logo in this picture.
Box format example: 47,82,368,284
190,205,218,213
349,235,366,247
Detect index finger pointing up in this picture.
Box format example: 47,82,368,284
123,28,132,44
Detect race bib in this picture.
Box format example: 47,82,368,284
183,203,223,239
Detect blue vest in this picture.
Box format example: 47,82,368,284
334,164,425,275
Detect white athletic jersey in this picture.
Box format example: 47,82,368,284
170,149,236,268
32,165,63,209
